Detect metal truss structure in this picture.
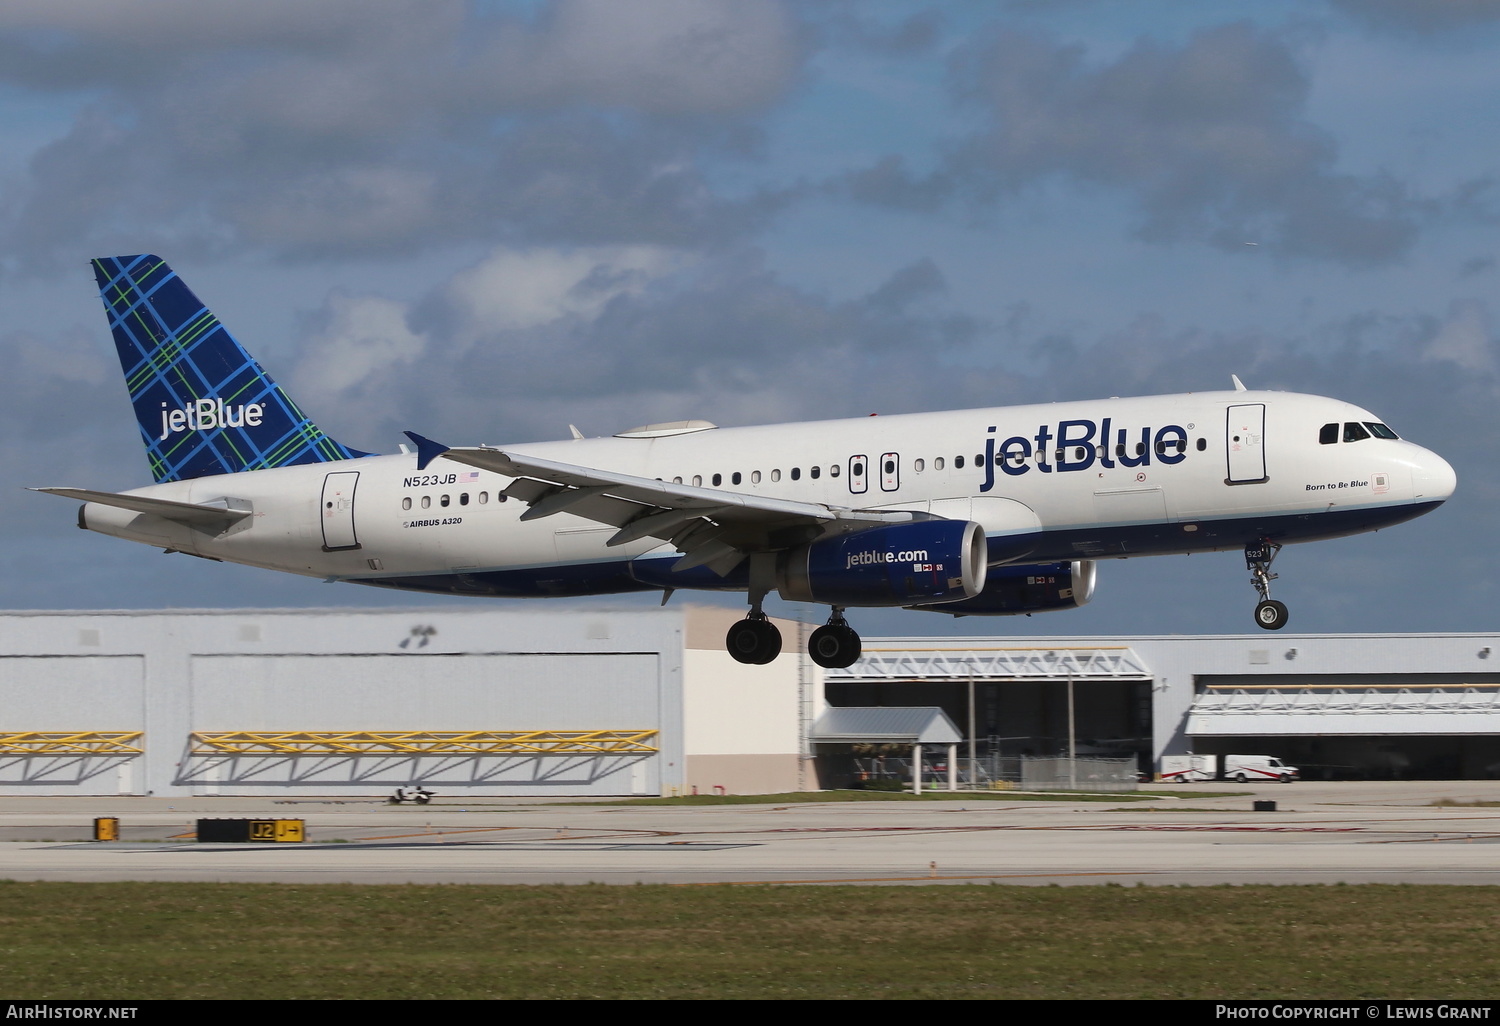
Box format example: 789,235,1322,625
0,732,144,755
190,730,660,756
826,645,1153,682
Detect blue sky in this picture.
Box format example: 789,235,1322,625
2,0,1497,637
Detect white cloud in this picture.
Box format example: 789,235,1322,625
1422,298,1496,374
441,245,691,336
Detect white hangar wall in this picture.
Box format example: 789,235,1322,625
0,607,820,798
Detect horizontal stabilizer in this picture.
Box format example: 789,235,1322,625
30,487,252,529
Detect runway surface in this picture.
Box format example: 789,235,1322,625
4,782,1500,886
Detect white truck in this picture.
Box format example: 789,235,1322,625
1159,754,1299,783
1223,754,1299,783
1160,754,1217,783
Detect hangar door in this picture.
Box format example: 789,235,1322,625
185,652,663,795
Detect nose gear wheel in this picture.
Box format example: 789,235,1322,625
1246,539,1288,631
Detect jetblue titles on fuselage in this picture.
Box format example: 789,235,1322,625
980,417,1189,490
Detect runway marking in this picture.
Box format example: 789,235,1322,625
673,871,1166,886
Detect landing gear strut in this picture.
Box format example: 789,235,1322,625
1246,538,1288,630
808,607,861,669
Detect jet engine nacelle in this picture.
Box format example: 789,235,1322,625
910,560,1096,616
777,519,987,607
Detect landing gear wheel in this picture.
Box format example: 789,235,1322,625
726,617,782,665
1245,539,1288,632
1254,599,1289,631
808,623,862,669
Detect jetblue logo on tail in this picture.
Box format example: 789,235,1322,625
158,400,265,440
93,254,370,483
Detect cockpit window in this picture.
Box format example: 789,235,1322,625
1319,423,1338,445
1343,422,1371,443
1364,422,1399,440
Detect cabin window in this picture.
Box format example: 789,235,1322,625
1343,422,1371,443
811,466,821,479
440,494,450,507
791,467,801,481
731,472,741,485
954,455,964,469
478,492,488,504
673,476,682,484
1116,444,1126,458
934,457,945,471
751,470,761,484
1319,423,1338,445
771,469,781,482
402,497,412,511
914,458,925,473
421,496,431,509
712,473,723,486
1136,442,1145,456
1196,438,1207,451
459,493,469,506
692,475,702,486
830,464,840,477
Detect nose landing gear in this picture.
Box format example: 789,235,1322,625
1246,538,1288,630
808,607,862,669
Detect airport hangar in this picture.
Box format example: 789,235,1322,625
1,606,1498,796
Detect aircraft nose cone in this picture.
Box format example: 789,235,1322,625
1413,449,1457,503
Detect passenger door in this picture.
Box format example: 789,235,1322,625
1226,404,1267,484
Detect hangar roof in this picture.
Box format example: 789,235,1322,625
811,707,963,745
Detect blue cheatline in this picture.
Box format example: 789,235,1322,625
92,254,371,483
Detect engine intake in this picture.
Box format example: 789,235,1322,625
910,560,1096,615
777,519,987,607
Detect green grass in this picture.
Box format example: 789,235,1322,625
0,882,1496,999
560,789,1206,806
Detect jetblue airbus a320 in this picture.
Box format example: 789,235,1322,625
35,255,1457,668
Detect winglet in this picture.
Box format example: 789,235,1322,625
403,431,451,471
1231,374,1248,392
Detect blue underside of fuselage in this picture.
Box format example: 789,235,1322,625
353,501,1443,600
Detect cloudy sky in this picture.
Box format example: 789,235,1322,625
2,0,1497,638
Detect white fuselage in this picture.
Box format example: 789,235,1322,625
78,389,1456,602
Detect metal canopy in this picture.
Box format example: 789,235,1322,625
811,707,963,745
1187,688,1500,736
826,645,1153,682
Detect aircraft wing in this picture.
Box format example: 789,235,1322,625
30,487,252,531
434,445,917,576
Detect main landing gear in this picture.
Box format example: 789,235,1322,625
726,603,864,669
726,611,782,665
808,607,861,669
1246,538,1289,631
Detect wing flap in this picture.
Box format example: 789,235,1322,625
432,443,924,576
